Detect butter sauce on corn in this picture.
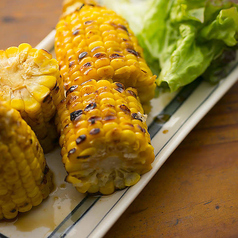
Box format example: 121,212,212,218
0,101,53,220
0,43,64,152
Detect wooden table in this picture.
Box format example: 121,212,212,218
1,1,238,237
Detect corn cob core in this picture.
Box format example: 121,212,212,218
55,3,156,112
0,101,53,220
0,43,64,152
57,79,154,194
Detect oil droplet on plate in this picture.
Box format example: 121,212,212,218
163,129,169,134
60,183,66,190
154,114,171,124
12,199,56,232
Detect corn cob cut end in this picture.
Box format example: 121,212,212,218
0,101,53,220
59,79,154,195
0,43,64,153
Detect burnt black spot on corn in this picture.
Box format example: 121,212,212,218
43,165,50,174
83,62,92,68
55,1,156,112
0,101,53,220
84,20,94,25
110,53,123,59
66,85,78,96
89,128,100,135
94,52,107,59
120,104,131,114
118,24,129,33
73,29,80,35
115,87,124,93
64,124,69,129
68,148,76,156
54,85,60,93
104,115,117,121
88,116,101,124
138,125,146,133
107,104,115,108
76,155,90,159
127,89,137,98
78,52,88,59
91,46,100,53
53,82,58,90
43,94,52,104
0,43,64,153
69,61,75,68
70,109,83,121
84,102,96,111
115,82,124,89
76,134,86,144
132,113,143,122
79,3,85,11
81,79,93,86
126,48,140,57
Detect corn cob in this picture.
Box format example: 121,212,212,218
57,79,154,194
0,101,53,220
55,0,156,112
0,43,64,152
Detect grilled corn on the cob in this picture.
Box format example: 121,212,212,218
55,1,156,112
0,101,53,220
57,79,154,194
0,43,64,152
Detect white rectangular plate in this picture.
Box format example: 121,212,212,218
0,31,238,238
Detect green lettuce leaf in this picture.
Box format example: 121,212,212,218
102,0,238,92
158,24,223,91
143,0,238,91
99,0,150,35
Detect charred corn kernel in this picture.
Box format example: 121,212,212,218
55,1,156,111
0,43,64,152
0,101,53,220
57,79,154,195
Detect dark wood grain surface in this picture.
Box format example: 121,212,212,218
1,1,238,237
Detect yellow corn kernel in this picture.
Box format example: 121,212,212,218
97,65,114,78
0,101,53,220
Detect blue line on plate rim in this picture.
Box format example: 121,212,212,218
55,197,100,238
0,233,8,238
47,195,100,238
149,77,202,139
86,188,129,238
